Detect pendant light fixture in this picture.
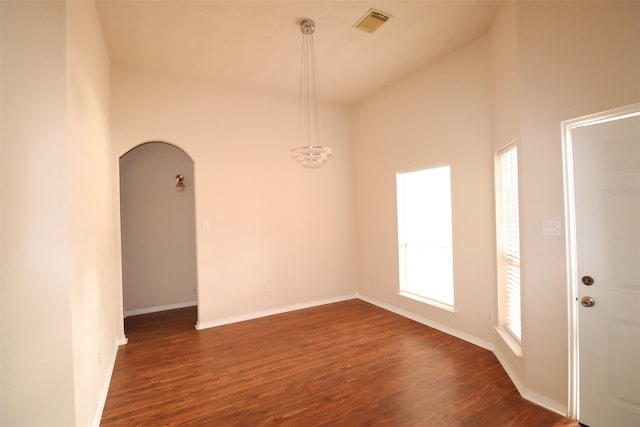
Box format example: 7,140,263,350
291,19,333,168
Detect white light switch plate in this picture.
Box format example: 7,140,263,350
542,219,561,236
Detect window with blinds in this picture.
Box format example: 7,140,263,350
396,165,454,310
496,143,521,342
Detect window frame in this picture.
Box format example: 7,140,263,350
495,140,522,351
396,164,455,312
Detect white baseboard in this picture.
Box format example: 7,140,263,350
360,293,567,415
524,388,568,416
356,293,494,351
124,300,197,317
493,345,527,398
490,325,570,416
92,336,127,427
195,294,357,330
114,293,568,419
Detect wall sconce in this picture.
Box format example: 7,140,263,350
175,174,185,192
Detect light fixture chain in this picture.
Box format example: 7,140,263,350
297,30,305,149
309,34,327,149
305,33,313,146
291,18,333,168
309,34,319,147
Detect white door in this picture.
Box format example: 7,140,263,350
571,110,640,427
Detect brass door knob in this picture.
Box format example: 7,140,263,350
581,296,596,308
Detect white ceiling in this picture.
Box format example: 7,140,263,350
96,1,501,105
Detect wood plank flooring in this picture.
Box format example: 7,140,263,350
101,299,578,426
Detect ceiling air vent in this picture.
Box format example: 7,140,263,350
353,8,392,33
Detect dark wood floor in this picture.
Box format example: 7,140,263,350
101,299,578,426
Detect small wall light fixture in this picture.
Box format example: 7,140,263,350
175,174,185,192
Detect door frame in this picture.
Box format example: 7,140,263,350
117,140,200,338
561,102,640,420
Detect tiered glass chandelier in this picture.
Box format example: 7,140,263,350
291,19,333,168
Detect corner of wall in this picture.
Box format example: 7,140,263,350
92,337,124,427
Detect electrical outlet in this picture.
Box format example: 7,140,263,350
264,287,271,296
487,311,494,322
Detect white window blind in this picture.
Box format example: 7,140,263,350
396,165,454,309
497,143,521,342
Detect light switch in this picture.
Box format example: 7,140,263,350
202,221,210,232
542,219,561,236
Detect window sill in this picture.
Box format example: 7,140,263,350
398,291,457,314
495,326,523,358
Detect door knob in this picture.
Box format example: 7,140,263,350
581,296,596,307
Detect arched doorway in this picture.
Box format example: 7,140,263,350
119,142,198,330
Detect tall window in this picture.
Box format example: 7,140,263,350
496,143,521,342
396,165,454,310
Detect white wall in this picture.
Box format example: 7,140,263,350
354,36,496,345
111,67,358,327
120,142,197,314
488,0,526,397
1,2,76,424
354,0,639,414
1,1,120,425
66,1,121,424
514,0,640,408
